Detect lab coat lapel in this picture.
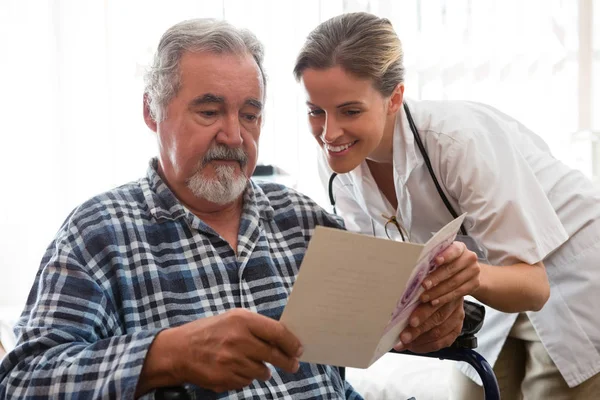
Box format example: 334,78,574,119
392,101,422,238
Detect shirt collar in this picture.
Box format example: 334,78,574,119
245,180,275,221
143,158,188,222
142,158,274,224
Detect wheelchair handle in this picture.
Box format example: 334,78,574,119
392,347,500,400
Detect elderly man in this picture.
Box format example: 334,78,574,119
0,19,469,399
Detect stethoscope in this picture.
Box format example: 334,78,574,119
328,102,469,240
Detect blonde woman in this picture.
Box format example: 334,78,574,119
294,12,600,399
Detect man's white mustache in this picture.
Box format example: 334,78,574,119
201,145,248,168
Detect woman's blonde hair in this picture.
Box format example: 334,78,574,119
293,12,404,97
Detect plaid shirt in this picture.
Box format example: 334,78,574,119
0,159,363,400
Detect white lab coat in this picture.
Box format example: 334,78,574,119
318,98,600,387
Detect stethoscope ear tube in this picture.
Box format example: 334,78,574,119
328,172,338,214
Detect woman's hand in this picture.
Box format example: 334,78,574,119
419,241,481,307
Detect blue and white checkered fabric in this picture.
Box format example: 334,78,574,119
0,159,363,400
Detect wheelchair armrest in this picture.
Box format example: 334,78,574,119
450,332,477,349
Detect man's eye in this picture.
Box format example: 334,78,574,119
308,109,324,117
242,114,258,122
199,110,218,117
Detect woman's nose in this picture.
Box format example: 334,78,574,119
321,117,343,143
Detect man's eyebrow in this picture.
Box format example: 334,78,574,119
190,93,225,106
190,94,262,110
245,98,263,110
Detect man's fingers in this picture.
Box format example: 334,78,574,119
226,311,299,373
399,301,454,345
241,336,299,373
188,362,265,393
255,363,273,382
213,373,255,392
403,301,464,352
405,325,462,353
233,357,272,382
400,298,465,346
219,310,301,374
266,343,300,373
243,311,303,359
407,303,464,353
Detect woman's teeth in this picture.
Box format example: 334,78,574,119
326,141,355,153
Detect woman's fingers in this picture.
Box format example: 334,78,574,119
422,243,477,288
420,242,480,304
422,267,480,306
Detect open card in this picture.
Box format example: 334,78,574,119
280,213,466,368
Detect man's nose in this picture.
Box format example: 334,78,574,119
216,114,243,147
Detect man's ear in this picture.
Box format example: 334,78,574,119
143,94,158,132
387,83,405,115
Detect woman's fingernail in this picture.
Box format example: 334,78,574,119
410,317,419,327
436,256,444,265
431,299,440,306
423,280,433,289
401,332,412,343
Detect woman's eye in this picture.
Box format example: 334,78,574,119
344,109,361,116
308,109,324,117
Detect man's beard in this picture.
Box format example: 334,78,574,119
186,145,249,205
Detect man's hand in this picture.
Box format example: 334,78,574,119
136,308,303,396
394,297,465,353
420,241,480,307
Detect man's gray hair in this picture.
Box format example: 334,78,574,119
144,18,266,122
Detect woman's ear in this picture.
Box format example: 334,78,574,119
387,83,405,115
